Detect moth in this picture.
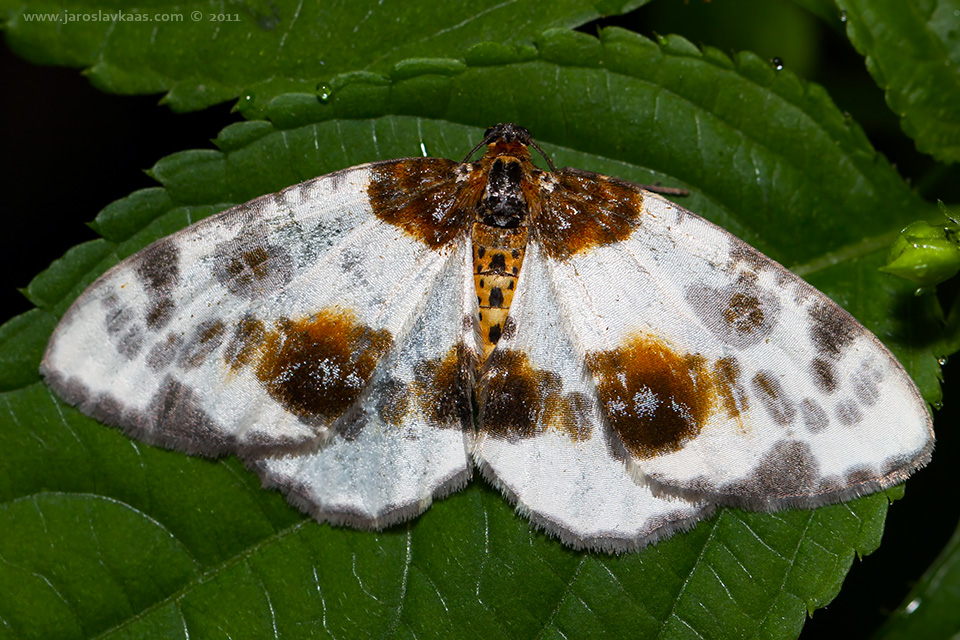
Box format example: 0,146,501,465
42,123,934,552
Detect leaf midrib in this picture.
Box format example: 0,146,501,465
789,228,902,277
92,518,312,639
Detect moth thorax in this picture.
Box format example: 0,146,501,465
480,157,528,228
472,222,528,361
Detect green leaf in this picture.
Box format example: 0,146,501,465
791,0,847,30
874,517,960,639
0,493,202,640
944,289,960,355
836,0,960,163
0,309,57,392
0,0,650,112
2,28,945,640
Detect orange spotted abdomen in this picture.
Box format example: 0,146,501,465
473,223,528,361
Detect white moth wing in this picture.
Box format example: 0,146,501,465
539,183,933,507
41,163,471,462
254,239,479,527
474,241,710,551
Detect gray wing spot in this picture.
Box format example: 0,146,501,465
135,238,180,331
338,245,364,272
145,298,176,331
851,360,884,406
845,466,876,486
685,276,781,348
728,243,772,276
45,369,129,431
287,220,351,269
147,333,184,372
136,238,180,294
727,440,820,499
102,294,144,359
139,377,233,456
799,398,829,434
178,319,227,370
817,476,844,494
808,300,861,359
336,409,368,442
835,399,864,426
43,369,233,458
810,357,838,394
337,246,385,308
751,370,796,426
212,226,295,299
223,315,266,370
372,377,411,427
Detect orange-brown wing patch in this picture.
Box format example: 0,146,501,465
585,333,748,460
235,308,394,426
714,356,751,420
413,342,479,429
368,158,484,250
533,169,645,260
472,223,528,361
480,348,592,442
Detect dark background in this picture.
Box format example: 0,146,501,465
2,1,958,636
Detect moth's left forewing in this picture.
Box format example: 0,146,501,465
40,171,390,456
533,169,934,510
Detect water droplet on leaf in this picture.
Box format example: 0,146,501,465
316,83,332,103
237,91,256,110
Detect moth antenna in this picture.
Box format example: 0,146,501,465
527,139,557,173
460,125,557,172
461,129,499,163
